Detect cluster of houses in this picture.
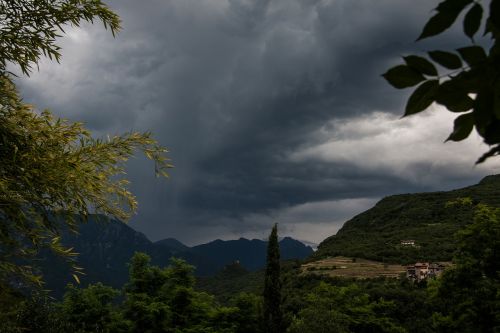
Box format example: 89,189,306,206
406,262,447,281
400,240,448,281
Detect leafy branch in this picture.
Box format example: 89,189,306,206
0,75,173,285
383,0,500,163
0,0,121,75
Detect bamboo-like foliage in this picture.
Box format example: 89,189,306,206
0,0,121,75
0,75,172,285
0,1,171,285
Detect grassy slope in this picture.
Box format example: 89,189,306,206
314,175,500,264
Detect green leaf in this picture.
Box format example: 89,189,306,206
457,46,487,66
436,92,474,112
382,65,426,89
418,12,458,40
436,0,472,13
418,0,473,40
446,113,474,142
404,80,439,116
484,120,500,145
449,68,480,94
435,80,474,112
494,83,500,119
463,3,483,39
490,0,500,32
473,89,495,135
428,51,463,69
403,55,438,76
476,145,500,164
489,41,500,57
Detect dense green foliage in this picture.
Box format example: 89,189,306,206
196,262,264,304
279,262,435,333
2,201,499,332
383,0,500,163
288,282,406,333
0,0,120,75
263,224,284,333
1,253,265,333
60,283,124,332
3,181,496,332
315,175,500,263
430,204,500,331
122,253,227,333
0,77,171,285
0,0,170,286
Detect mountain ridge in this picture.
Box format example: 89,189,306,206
42,216,313,296
314,174,500,264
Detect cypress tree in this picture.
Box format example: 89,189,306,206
263,223,283,333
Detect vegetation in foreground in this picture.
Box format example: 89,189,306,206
0,0,171,289
1,203,499,332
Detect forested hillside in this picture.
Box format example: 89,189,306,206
5,182,500,332
315,175,500,263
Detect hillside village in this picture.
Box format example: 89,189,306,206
406,262,448,281
302,256,450,281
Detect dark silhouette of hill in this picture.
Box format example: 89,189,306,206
40,216,312,296
191,236,313,271
154,238,190,252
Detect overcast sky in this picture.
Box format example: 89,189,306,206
16,0,500,245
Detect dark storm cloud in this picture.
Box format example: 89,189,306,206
17,0,500,244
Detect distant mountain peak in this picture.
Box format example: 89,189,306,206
154,238,188,252
190,237,314,272
42,217,314,297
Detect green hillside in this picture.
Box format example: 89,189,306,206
315,175,500,264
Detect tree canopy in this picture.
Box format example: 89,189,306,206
430,203,500,331
383,0,500,163
0,0,120,75
263,224,283,333
0,0,171,285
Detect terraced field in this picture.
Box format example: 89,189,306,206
302,256,406,279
